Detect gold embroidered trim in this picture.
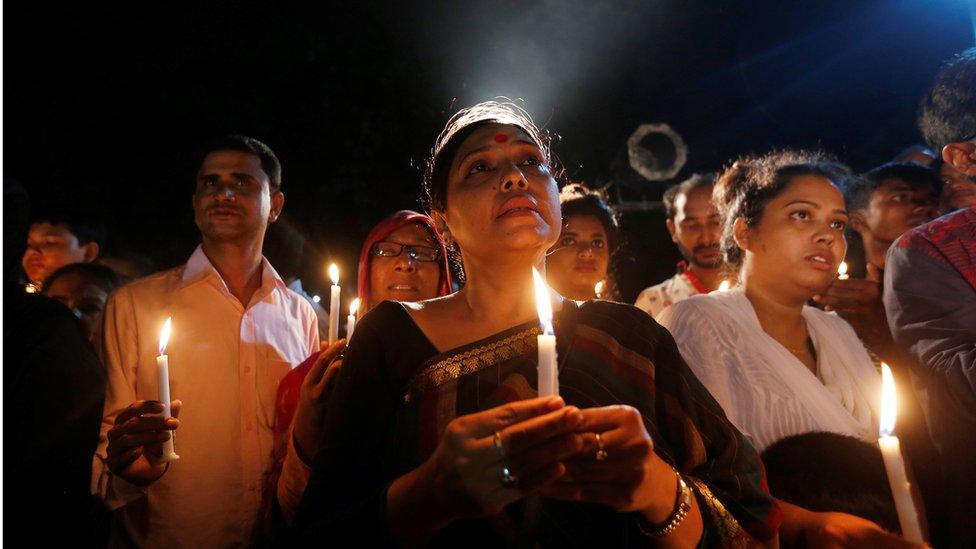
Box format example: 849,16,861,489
688,477,756,548
409,327,541,392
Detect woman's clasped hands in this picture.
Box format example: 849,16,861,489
400,397,682,528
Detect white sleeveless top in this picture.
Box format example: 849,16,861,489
657,288,880,450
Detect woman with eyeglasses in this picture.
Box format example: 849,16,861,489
545,184,619,301
264,211,453,535
357,210,454,314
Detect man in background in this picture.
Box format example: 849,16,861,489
885,47,976,545
95,136,318,547
21,207,105,291
635,173,727,317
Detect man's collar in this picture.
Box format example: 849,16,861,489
180,245,288,297
181,245,217,285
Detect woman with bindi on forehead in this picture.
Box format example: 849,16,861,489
297,101,780,547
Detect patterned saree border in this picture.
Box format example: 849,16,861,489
408,327,541,393
688,477,757,548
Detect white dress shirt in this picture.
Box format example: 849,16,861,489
94,245,318,548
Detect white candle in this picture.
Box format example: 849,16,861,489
327,264,341,344
837,261,850,280
155,317,179,463
532,268,559,397
346,297,360,339
594,280,605,299
718,280,731,292
878,363,923,542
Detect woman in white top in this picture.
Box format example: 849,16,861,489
658,151,880,450
657,151,920,545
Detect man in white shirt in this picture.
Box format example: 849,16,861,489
635,174,728,318
95,135,318,547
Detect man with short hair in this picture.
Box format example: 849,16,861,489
4,178,107,546
95,135,318,547
21,208,105,291
817,164,940,352
846,162,940,274
884,47,976,545
635,173,726,318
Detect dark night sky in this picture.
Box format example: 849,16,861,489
5,1,974,300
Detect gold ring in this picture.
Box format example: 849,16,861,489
493,431,506,458
595,432,608,461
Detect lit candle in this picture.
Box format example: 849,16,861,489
594,280,605,299
532,268,559,397
155,317,180,463
327,264,341,344
718,280,731,292
346,297,360,339
837,261,850,280
878,363,924,542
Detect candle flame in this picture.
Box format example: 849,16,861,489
158,317,172,356
880,362,897,437
532,268,554,335
349,297,361,315
328,263,339,285
838,261,848,276
718,280,730,292
594,280,605,298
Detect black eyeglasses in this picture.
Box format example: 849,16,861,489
372,241,440,262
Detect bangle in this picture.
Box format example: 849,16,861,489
635,470,693,538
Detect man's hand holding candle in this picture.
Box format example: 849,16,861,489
105,399,182,486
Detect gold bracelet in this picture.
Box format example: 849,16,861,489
635,470,693,538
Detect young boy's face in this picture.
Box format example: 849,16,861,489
22,222,98,285
858,178,939,244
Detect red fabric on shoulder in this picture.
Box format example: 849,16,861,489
274,351,320,437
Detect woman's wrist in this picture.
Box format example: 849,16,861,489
641,453,683,523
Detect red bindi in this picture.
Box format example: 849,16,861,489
493,133,509,143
